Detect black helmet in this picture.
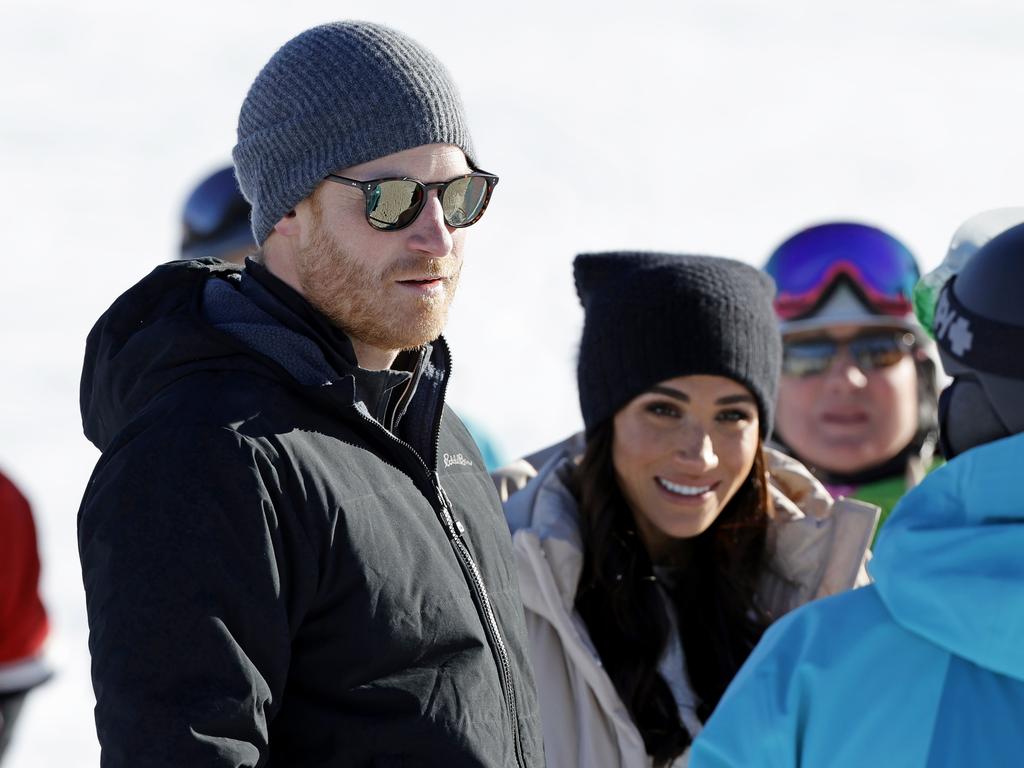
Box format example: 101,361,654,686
934,222,1024,457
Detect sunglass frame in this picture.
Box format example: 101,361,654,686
324,170,499,231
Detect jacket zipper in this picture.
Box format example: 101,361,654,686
345,339,526,767
424,339,525,767
433,472,525,768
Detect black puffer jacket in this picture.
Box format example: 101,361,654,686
78,259,543,767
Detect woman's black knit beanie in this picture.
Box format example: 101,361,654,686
575,251,781,438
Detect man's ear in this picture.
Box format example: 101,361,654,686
273,209,301,237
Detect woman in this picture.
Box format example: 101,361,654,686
505,252,878,767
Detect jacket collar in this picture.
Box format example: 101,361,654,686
240,259,424,428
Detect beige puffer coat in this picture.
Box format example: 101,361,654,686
501,441,879,768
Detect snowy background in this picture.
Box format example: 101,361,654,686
2,0,1022,764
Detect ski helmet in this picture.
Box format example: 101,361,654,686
934,221,1024,458
914,207,1024,335
180,166,255,261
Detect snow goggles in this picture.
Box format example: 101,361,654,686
765,223,920,320
782,330,915,378
325,171,499,231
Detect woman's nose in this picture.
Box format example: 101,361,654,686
674,428,719,471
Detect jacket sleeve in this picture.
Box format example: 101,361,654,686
0,472,49,673
78,425,316,767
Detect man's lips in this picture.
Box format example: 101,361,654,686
395,275,449,284
394,276,449,297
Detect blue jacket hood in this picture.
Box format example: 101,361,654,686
870,430,1024,681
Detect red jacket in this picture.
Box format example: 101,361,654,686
0,470,49,691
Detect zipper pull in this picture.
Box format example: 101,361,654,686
433,472,464,541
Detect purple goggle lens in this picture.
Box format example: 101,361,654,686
765,223,920,320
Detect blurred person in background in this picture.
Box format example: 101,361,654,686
179,165,255,264
505,252,878,767
691,217,1024,768
765,222,941,537
78,22,542,767
0,470,51,763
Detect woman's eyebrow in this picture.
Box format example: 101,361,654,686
648,386,688,402
716,394,756,406
646,387,755,406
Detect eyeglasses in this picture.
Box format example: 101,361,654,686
324,170,499,231
782,331,915,378
765,223,920,320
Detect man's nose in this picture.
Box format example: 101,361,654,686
407,192,453,256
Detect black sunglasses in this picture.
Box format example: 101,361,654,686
324,170,499,231
782,331,915,378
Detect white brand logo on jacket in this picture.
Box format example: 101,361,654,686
443,453,474,468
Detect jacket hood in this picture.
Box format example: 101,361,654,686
81,260,269,452
81,259,439,455
506,444,877,618
870,430,1024,681
504,448,585,613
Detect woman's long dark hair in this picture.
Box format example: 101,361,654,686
571,420,773,766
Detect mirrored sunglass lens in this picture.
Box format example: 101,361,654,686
851,335,908,370
367,180,422,229
782,341,836,377
441,176,488,227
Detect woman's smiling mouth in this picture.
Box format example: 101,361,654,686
656,477,716,498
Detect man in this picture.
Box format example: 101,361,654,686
689,218,1024,767
175,162,506,466
78,22,542,767
0,470,50,763
178,165,256,265
765,222,941,536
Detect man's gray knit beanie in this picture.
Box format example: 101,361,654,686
233,21,475,245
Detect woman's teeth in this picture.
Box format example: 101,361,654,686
657,477,712,497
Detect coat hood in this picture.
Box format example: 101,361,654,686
504,447,586,614
80,260,269,452
505,445,877,621
80,259,440,456
870,430,1024,681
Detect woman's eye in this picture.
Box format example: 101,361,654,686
646,401,681,418
717,409,752,423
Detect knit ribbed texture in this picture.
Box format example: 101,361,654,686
233,22,475,245
574,252,781,438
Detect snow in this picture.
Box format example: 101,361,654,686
2,0,1022,764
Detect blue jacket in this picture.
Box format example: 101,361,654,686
690,431,1024,767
